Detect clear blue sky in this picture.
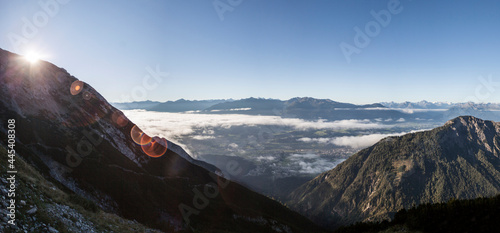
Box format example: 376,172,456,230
1,0,500,104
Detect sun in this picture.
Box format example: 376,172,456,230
24,51,41,64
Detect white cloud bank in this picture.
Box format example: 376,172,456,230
288,153,345,174
122,110,409,161
210,108,251,112
298,129,428,150
122,110,391,140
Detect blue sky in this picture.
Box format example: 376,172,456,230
1,0,500,104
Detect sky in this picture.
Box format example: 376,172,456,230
1,0,500,104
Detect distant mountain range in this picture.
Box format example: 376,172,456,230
112,99,229,112
113,97,408,121
287,115,500,230
112,97,386,113
113,99,500,122
381,100,454,109
114,99,500,111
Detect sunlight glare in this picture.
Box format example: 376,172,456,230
24,51,41,64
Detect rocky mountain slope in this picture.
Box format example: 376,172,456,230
0,48,324,232
288,115,500,230
0,146,162,232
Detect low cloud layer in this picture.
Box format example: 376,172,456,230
392,108,448,114
210,108,251,112
288,153,345,174
123,110,391,140
328,133,405,149
122,110,396,174
298,129,428,149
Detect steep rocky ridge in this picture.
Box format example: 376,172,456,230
288,115,500,229
0,48,324,232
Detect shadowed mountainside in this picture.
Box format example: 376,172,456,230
0,48,325,232
288,115,500,230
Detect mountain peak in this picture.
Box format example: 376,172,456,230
444,115,496,131
288,115,500,230
446,115,482,125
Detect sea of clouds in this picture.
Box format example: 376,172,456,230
298,129,428,149
122,109,392,140
122,110,413,174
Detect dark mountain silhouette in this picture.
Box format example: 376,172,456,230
111,99,229,112
148,99,228,112
205,97,407,121
282,97,404,120
204,97,284,115
287,115,500,230
0,48,325,232
114,96,407,121
111,100,162,110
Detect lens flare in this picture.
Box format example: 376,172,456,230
70,80,84,95
130,125,151,145
141,137,168,158
111,111,129,127
140,133,152,145
130,125,167,158
82,91,92,100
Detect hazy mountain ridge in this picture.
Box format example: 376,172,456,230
381,100,454,109
111,99,229,112
382,100,500,110
0,48,324,232
115,97,411,121
281,98,404,121
287,115,500,230
111,100,162,110
112,97,388,113
115,99,500,112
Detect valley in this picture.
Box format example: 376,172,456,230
120,108,441,199
117,97,500,200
